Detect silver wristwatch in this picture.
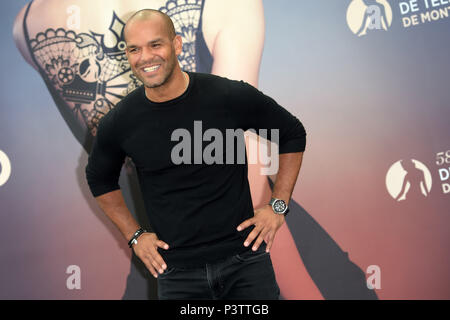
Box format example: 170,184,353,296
269,197,289,215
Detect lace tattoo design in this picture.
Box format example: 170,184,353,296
27,0,204,136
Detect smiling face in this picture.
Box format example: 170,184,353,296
124,14,182,89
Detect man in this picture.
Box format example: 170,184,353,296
85,9,306,299
15,0,329,300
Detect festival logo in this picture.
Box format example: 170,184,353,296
386,159,432,201
0,150,12,187
346,0,393,36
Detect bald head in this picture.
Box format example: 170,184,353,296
124,9,176,43
123,9,183,91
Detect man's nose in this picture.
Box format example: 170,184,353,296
139,46,155,63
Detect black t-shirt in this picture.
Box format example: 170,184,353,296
85,72,306,267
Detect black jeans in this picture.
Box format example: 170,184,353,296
156,246,280,300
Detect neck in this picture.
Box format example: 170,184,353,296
144,68,188,103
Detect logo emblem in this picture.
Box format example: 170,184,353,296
0,150,11,187
386,159,432,201
347,0,393,36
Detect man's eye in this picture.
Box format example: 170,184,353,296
129,48,138,53
152,44,161,48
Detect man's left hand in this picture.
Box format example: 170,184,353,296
237,204,285,252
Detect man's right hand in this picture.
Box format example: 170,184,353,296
132,232,170,278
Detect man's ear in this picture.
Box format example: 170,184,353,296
173,35,183,56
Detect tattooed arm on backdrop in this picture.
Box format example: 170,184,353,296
13,0,263,147
13,0,322,299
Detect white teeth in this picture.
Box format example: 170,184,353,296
143,65,160,72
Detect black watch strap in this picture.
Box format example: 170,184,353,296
269,197,289,215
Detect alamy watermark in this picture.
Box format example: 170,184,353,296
170,121,279,175
66,5,81,30
366,265,381,290
66,265,81,290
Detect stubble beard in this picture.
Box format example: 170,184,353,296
134,54,177,89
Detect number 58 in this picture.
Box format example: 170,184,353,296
436,150,450,166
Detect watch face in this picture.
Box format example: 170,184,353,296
273,200,287,213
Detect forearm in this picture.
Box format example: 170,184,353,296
271,152,304,205
95,189,140,241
